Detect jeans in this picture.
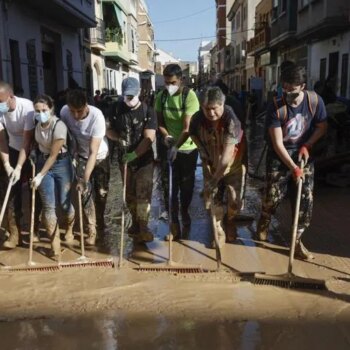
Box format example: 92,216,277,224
37,154,75,230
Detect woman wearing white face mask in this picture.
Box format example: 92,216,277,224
31,94,75,257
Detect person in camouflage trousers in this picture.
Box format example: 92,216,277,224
256,64,327,260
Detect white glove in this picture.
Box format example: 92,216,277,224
10,164,22,185
31,173,44,189
3,161,14,177
168,146,178,162
164,135,175,148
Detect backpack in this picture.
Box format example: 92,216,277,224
52,119,78,158
160,86,190,114
273,90,318,121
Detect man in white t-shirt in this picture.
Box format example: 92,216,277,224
60,89,110,246
0,81,35,249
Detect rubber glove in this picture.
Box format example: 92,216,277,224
292,166,304,183
10,164,22,185
76,179,90,195
3,161,14,177
163,135,175,148
31,173,44,189
168,146,178,162
123,151,137,164
298,144,311,163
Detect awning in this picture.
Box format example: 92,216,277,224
113,3,124,29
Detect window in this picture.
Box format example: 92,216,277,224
340,54,348,97
236,10,241,30
281,0,287,13
9,39,22,93
235,43,240,64
319,58,326,82
243,6,247,21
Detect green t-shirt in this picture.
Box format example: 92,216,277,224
155,88,199,151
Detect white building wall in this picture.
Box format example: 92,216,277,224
309,31,350,98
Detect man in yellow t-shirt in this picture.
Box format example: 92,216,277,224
155,64,199,240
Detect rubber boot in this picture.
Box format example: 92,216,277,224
224,216,237,243
47,223,61,257
3,218,20,249
85,225,97,246
181,209,191,240
135,221,153,243
165,221,181,241
295,239,314,261
2,231,19,249
64,214,75,244
211,223,226,249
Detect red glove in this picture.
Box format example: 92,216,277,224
298,144,311,163
292,166,303,182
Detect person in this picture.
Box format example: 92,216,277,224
187,87,244,248
60,89,110,246
0,81,35,249
94,90,101,104
256,64,327,260
155,63,199,240
31,95,75,257
107,77,157,243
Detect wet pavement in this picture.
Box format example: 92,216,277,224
0,115,350,349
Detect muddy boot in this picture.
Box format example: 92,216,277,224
47,224,61,257
2,231,19,249
181,210,191,240
256,216,270,242
294,240,314,261
211,224,226,249
64,214,75,244
127,221,139,236
135,222,153,243
224,217,237,243
85,225,97,246
165,222,181,241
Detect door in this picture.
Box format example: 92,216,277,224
42,42,57,97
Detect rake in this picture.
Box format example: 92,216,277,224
253,161,327,290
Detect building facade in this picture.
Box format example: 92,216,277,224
0,0,95,99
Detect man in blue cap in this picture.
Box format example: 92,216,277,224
107,77,157,243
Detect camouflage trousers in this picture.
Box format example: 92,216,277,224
120,161,154,224
257,151,314,237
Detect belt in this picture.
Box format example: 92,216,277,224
41,152,69,160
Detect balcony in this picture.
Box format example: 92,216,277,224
90,18,106,51
26,0,96,28
247,27,271,55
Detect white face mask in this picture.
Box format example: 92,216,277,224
166,85,179,96
124,95,139,108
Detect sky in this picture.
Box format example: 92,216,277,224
146,0,216,62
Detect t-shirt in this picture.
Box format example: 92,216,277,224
0,96,35,151
190,105,242,175
35,116,67,155
266,92,327,149
60,104,108,160
155,88,199,151
110,101,157,167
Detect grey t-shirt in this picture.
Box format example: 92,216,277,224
35,116,67,155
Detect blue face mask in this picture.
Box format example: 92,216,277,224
35,111,50,123
0,101,9,113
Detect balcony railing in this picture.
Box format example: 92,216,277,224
247,27,270,54
90,18,105,46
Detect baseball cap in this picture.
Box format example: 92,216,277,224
122,77,140,96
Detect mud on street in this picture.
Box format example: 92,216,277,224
0,121,350,350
